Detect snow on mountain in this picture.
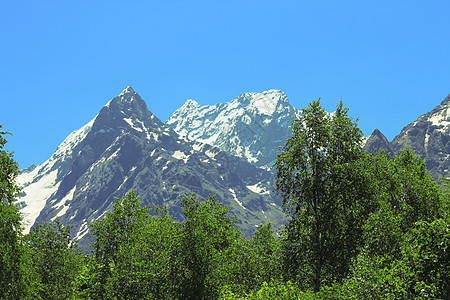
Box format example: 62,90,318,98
166,89,300,167
17,118,95,234
16,87,286,250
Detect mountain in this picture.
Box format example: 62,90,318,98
364,129,394,156
364,94,450,179
17,87,285,250
166,89,300,168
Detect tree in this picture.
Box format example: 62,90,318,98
216,222,283,297
179,194,241,299
0,126,38,298
26,219,83,300
248,222,282,286
274,100,369,291
328,147,444,299
79,191,181,299
362,148,441,258
87,191,153,298
0,126,20,204
401,218,450,299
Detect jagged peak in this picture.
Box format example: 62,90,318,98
110,86,146,108
440,94,450,106
92,86,165,135
371,128,385,138
120,86,135,96
166,99,200,124
247,89,289,115
183,99,200,108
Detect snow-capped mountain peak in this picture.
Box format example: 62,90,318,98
246,89,288,116
184,99,200,107
119,85,135,96
17,87,285,249
166,89,300,167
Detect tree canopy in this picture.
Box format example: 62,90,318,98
275,99,370,291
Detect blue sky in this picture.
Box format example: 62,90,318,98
1,1,449,168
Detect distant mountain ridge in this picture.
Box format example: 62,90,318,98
18,86,450,252
17,87,285,250
166,89,300,168
365,94,450,179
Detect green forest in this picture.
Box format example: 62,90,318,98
1,100,449,299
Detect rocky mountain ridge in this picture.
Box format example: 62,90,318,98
166,89,300,168
365,94,450,179
17,87,285,250
17,85,450,252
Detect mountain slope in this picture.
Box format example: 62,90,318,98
17,87,285,249
364,94,450,179
166,89,300,168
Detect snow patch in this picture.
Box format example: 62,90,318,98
53,118,96,159
247,183,270,195
69,210,78,221
51,186,76,221
428,107,450,132
124,118,144,132
90,157,106,172
19,169,60,234
107,148,120,161
172,150,189,163
248,91,278,115
80,183,90,192
229,188,246,209
192,143,204,152
146,132,159,141
118,177,128,190
205,149,218,159
75,222,89,241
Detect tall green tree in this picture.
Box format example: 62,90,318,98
87,191,153,299
274,100,370,291
26,219,83,300
340,149,446,299
179,194,241,300
362,148,441,258
0,126,38,298
78,191,181,299
216,222,282,297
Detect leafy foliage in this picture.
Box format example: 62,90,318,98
26,219,83,299
275,100,370,291
79,191,181,299
178,194,241,299
0,126,38,299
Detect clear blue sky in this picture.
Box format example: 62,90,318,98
1,1,449,169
